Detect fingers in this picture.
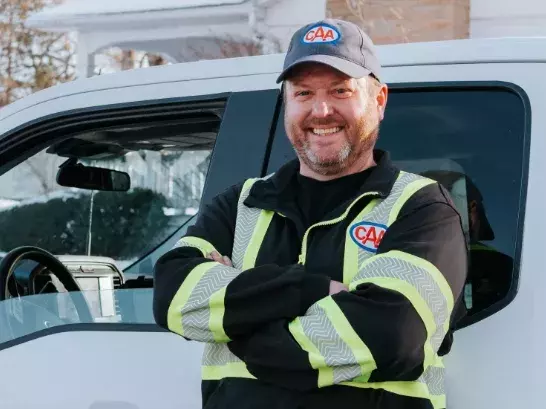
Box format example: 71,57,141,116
207,251,222,262
223,256,233,267
329,280,348,295
207,251,233,267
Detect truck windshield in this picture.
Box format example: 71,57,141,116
0,147,211,269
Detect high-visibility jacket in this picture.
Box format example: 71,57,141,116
153,150,468,409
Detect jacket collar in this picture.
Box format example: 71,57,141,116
244,149,400,212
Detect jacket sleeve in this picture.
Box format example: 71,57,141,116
152,181,330,343
227,184,468,391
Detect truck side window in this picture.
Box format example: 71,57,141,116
268,83,530,327
0,89,281,348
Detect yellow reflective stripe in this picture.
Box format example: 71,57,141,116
202,362,256,380
343,199,379,284
167,261,217,336
363,250,454,312
349,276,436,370
174,236,218,257
318,297,377,382
241,178,257,195
209,287,229,342
430,394,446,409
242,210,274,270
393,250,454,317
288,317,333,387
388,179,436,225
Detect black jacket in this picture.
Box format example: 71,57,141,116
153,150,468,409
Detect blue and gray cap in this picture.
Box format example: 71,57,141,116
276,19,382,84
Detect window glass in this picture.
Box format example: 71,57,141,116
0,103,222,345
0,149,210,269
268,84,529,324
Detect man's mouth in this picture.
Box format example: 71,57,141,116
310,126,343,135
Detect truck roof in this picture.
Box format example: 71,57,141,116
2,36,546,127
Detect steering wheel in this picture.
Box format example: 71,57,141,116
0,246,94,327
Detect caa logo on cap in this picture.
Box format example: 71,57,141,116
349,222,387,253
302,24,341,44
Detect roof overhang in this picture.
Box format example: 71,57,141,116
27,0,251,32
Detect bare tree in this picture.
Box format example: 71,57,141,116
185,34,282,62
96,47,169,75
0,0,76,107
23,149,65,195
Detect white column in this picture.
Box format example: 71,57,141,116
76,33,96,78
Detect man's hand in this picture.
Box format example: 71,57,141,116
207,251,233,267
329,280,348,295
207,251,346,295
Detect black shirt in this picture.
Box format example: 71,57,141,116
296,166,376,227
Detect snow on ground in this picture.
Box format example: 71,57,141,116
0,189,86,212
0,199,19,210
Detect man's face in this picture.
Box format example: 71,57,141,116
283,63,387,178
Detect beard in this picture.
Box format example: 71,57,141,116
288,112,379,177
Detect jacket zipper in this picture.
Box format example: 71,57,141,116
297,191,381,265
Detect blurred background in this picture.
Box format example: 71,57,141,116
3,0,546,108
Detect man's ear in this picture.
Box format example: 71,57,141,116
377,83,388,121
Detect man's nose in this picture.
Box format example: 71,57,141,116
312,99,334,118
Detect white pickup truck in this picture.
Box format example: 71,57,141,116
0,36,542,409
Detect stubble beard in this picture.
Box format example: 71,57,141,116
291,115,379,176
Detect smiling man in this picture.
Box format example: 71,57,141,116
153,19,468,409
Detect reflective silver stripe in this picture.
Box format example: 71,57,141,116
352,254,448,351
203,343,243,366
202,174,273,375
300,303,362,384
424,366,445,396
232,179,259,269
181,264,239,342
357,171,424,267
231,174,273,270
172,236,217,256
419,365,445,396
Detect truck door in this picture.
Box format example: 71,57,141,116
0,87,281,409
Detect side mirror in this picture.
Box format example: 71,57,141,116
56,160,130,192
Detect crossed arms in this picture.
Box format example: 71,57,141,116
152,182,468,391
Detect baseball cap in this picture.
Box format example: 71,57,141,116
276,18,382,84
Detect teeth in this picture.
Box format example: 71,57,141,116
312,127,342,135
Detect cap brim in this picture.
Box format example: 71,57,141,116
276,55,371,83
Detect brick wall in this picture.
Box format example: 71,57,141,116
326,0,470,44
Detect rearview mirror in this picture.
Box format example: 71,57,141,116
57,160,130,192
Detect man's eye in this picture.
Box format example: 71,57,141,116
296,90,310,97
335,88,349,94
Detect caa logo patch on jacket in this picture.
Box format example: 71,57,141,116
349,222,387,253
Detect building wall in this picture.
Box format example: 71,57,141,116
471,0,546,38
326,0,470,44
